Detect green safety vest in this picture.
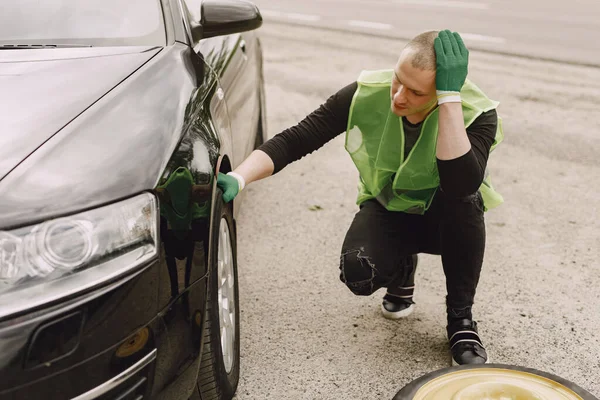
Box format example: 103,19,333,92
345,69,504,214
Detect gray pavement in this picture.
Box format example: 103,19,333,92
232,21,600,400
252,0,600,67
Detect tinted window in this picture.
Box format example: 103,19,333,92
0,0,165,47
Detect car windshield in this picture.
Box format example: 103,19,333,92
0,0,165,47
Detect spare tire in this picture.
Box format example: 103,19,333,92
393,364,597,400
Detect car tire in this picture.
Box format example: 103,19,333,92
393,364,598,400
197,190,240,400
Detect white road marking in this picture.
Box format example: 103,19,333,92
260,9,283,18
260,9,505,45
348,20,393,30
286,12,321,22
261,9,320,22
422,28,507,44
392,0,490,9
460,33,506,44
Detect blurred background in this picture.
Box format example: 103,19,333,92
253,0,600,66
233,0,600,399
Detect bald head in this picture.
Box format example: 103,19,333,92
391,31,439,120
402,30,439,71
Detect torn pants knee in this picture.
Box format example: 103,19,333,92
339,248,381,296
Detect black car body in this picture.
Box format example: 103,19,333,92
0,0,265,399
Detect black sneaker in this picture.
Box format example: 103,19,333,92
381,295,415,319
381,255,418,320
447,318,488,366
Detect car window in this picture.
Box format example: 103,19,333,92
0,0,166,47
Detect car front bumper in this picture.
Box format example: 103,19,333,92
0,260,161,400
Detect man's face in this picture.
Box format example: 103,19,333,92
390,48,437,118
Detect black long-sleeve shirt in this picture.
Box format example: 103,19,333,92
258,82,498,198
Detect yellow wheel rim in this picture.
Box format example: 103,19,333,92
413,368,583,400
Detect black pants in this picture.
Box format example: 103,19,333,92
339,190,486,310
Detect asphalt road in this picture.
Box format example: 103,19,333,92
251,0,600,67
231,19,600,400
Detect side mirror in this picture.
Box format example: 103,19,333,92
191,0,263,42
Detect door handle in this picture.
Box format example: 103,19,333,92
239,40,246,53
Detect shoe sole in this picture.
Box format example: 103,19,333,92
381,303,414,320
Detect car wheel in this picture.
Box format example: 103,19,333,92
197,190,240,400
393,364,597,400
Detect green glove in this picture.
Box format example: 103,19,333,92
434,30,469,103
217,173,242,203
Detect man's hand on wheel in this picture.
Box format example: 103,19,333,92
217,173,242,203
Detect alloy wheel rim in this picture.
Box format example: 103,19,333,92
217,218,236,374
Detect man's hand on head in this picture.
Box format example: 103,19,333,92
434,30,469,104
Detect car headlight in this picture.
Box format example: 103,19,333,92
0,193,157,318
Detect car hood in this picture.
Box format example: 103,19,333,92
0,45,201,229
0,46,161,181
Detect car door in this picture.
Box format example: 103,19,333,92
210,31,260,167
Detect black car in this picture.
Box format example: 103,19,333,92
0,0,266,399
